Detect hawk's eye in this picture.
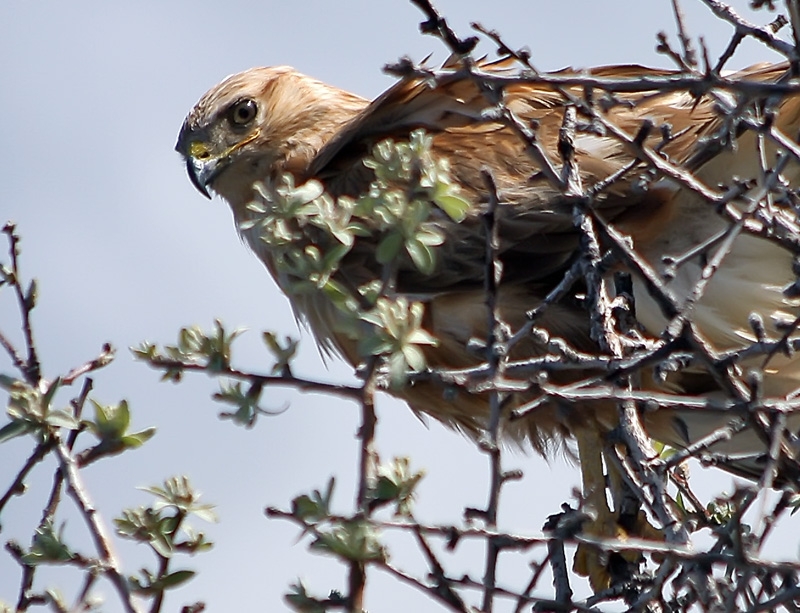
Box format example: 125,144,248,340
229,99,257,126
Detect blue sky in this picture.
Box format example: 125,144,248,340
0,1,794,611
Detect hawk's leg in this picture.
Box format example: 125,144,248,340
572,426,625,590
572,427,659,591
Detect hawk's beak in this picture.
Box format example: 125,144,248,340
179,130,259,199
180,139,229,200
185,156,217,200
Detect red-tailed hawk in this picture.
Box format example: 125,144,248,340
176,57,800,588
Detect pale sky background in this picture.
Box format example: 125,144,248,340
1,1,797,611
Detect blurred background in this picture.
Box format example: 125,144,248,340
0,0,795,610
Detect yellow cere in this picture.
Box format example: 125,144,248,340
189,141,211,158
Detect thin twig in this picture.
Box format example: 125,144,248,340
698,0,799,60
0,440,56,516
142,356,362,400
2,222,41,385
479,169,505,613
54,440,139,613
671,0,698,68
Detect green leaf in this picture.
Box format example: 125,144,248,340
291,477,335,522
287,178,325,204
131,342,157,361
292,495,325,521
190,506,218,523
21,520,73,564
150,530,174,558
675,491,686,514
321,242,352,273
311,521,385,562
402,344,427,372
376,231,403,264
156,569,195,589
129,566,193,595
406,239,436,275
91,399,131,438
406,328,437,345
0,374,19,390
658,444,678,460
262,332,299,373
285,581,328,613
387,351,408,386
433,192,471,222
414,227,445,246
358,335,393,358
24,279,38,310
367,457,425,516
121,427,157,448
45,409,79,430
0,419,30,443
41,377,61,409
43,590,66,611
373,476,400,503
321,279,358,313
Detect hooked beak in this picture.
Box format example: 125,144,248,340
185,156,219,200
179,137,229,200
178,129,259,199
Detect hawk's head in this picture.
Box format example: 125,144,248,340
176,66,367,207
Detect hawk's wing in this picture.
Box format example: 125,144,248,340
305,59,727,296
305,58,800,473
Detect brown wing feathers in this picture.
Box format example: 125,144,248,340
177,57,800,470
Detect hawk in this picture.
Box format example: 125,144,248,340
176,56,800,588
